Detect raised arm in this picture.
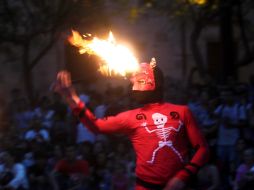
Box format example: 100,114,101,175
53,70,130,134
53,70,81,109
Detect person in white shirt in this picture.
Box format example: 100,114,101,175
214,88,241,189
24,119,50,143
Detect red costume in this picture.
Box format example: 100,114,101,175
57,60,209,189
72,101,208,189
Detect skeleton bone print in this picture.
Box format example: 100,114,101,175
141,112,183,164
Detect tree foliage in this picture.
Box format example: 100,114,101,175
114,0,254,81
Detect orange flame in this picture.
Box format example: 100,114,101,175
68,30,139,76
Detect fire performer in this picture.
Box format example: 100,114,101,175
53,58,209,190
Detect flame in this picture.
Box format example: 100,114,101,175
68,30,139,76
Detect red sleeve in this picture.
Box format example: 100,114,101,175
72,101,131,134
175,106,210,182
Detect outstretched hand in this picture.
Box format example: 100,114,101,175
53,70,80,106
53,70,72,96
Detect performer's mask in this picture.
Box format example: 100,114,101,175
131,58,156,91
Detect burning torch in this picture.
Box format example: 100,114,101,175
68,30,140,77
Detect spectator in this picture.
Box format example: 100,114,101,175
24,118,50,143
76,122,96,144
214,88,241,189
50,92,68,120
34,96,55,129
187,85,202,121
77,142,94,166
27,152,51,190
91,151,111,190
235,138,248,167
111,162,129,190
12,99,34,135
51,145,90,190
196,155,220,190
93,140,108,156
198,97,218,155
47,145,63,171
22,152,35,169
50,113,70,145
234,148,254,190
112,139,130,163
0,151,29,190
235,85,252,138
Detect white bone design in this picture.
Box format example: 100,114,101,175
141,113,183,164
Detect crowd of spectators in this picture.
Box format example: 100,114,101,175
0,74,254,190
